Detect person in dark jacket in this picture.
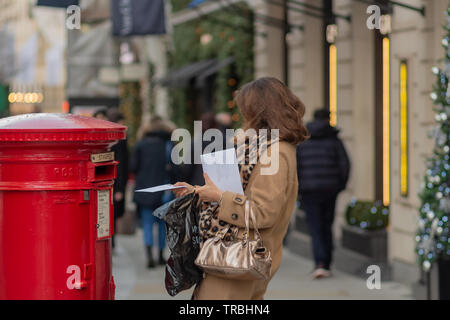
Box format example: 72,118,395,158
107,108,129,250
297,108,350,279
180,112,226,187
94,108,108,121
131,116,178,269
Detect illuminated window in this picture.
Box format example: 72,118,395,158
329,44,337,127
400,61,408,197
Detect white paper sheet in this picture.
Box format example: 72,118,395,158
201,148,244,195
136,184,186,193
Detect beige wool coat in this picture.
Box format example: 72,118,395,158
194,141,299,300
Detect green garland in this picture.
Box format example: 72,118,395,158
0,84,9,117
415,7,450,271
171,0,192,13
119,82,142,149
169,1,254,130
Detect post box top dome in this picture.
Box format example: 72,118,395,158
0,113,127,142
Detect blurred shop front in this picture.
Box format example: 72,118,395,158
172,0,449,299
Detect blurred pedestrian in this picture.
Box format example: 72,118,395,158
297,108,350,279
173,77,309,300
107,108,129,250
93,108,108,120
181,112,223,187
215,112,232,133
216,112,234,149
131,116,178,269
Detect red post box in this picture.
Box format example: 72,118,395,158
0,113,127,300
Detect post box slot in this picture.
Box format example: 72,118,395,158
94,165,115,181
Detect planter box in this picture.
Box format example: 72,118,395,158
341,224,387,262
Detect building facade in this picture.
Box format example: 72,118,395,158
172,0,448,286
0,0,66,115
252,0,447,285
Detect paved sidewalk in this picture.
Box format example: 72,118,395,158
112,230,413,300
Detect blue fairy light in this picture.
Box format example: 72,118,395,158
418,249,424,255
360,222,368,229
382,209,389,215
371,207,377,214
443,216,449,222
428,253,434,259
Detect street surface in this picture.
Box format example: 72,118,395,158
112,230,413,300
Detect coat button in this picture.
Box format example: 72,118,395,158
232,213,238,220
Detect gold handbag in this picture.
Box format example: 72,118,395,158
194,200,272,281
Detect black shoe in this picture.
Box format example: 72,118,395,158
146,246,155,269
147,260,155,269
159,250,166,265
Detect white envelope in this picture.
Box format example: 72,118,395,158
136,184,186,193
200,148,244,196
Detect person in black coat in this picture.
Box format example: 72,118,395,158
107,109,129,250
297,109,350,279
179,112,226,187
131,117,178,268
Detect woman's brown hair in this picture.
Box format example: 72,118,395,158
234,77,309,145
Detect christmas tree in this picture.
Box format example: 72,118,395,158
415,7,450,272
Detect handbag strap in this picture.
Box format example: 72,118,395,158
244,200,262,242
214,201,262,243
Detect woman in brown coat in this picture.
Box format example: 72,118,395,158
174,77,309,300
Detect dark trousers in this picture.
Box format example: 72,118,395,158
112,199,125,249
301,191,338,270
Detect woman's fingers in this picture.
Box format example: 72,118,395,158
173,182,194,198
196,176,222,203
174,182,189,188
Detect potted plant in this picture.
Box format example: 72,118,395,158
341,198,389,262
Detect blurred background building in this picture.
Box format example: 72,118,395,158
0,0,66,115
170,0,448,295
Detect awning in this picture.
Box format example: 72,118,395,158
156,57,235,88
195,56,235,87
